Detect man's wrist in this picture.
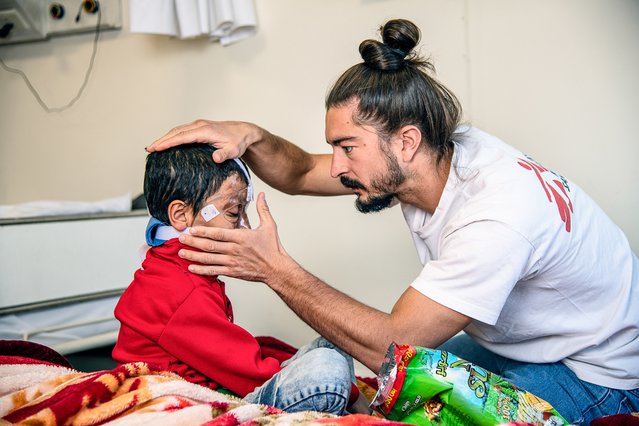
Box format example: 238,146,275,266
263,253,303,290
245,123,268,149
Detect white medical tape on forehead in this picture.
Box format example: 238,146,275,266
200,204,220,222
232,158,254,202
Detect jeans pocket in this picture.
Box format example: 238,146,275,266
619,398,630,413
622,388,639,411
587,388,639,418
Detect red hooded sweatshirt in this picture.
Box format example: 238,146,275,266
112,239,286,396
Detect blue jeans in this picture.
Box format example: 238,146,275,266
439,333,639,425
243,337,355,414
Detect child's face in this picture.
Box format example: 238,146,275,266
190,174,251,230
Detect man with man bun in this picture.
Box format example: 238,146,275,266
147,19,639,424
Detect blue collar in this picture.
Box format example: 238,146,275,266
145,217,190,246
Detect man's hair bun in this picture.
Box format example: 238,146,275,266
359,19,421,71
327,18,461,168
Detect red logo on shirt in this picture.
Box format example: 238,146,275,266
517,158,573,232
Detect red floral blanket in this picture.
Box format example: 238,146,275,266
3,341,637,426
0,341,400,426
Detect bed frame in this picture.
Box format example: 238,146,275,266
0,210,149,354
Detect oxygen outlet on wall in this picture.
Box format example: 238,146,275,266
0,0,121,45
46,0,120,37
75,0,99,22
49,3,65,20
82,0,99,14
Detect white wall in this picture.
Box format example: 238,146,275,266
1,0,637,348
467,0,639,255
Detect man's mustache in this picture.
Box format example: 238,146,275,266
340,176,366,190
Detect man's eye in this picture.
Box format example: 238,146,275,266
343,146,353,153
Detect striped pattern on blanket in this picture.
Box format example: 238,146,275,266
0,353,400,425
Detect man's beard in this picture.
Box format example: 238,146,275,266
340,150,406,213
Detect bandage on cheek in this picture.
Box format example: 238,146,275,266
200,204,220,222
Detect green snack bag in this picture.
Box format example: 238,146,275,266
371,343,568,425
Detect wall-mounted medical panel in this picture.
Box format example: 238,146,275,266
0,0,121,45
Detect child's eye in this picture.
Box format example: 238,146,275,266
224,211,240,220
222,204,244,226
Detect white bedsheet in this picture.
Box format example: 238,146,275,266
0,296,121,355
0,193,132,219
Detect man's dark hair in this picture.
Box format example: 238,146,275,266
326,19,462,168
144,144,248,224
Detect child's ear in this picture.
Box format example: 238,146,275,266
167,200,193,231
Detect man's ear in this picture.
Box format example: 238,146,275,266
398,125,422,163
167,200,193,231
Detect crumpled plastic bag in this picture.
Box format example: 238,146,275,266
371,343,568,425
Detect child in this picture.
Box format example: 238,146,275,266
112,144,361,414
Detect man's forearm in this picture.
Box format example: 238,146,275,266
264,258,399,372
242,129,348,196
241,129,313,194
263,255,471,373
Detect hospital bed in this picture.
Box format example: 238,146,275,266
0,200,149,355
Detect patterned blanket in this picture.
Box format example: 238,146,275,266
0,341,401,426
3,341,637,426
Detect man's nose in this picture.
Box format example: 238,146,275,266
330,152,348,178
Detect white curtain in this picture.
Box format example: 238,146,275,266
129,0,257,46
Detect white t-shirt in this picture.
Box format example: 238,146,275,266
402,126,639,390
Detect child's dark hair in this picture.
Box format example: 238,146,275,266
144,144,249,224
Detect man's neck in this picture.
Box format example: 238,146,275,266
398,150,452,214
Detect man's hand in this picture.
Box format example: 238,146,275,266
146,119,264,164
177,192,291,283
